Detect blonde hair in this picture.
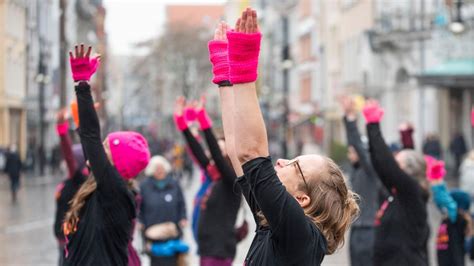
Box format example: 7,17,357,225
258,157,359,254
63,174,135,235
145,156,172,177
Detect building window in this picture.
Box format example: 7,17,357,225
300,75,312,103
299,34,312,62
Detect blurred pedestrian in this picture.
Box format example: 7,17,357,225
340,96,383,266
174,95,243,266
4,143,22,203
53,109,88,265
450,133,468,175
399,122,415,149
426,157,472,266
363,100,430,266
62,44,150,266
140,155,188,266
459,150,474,201
423,133,443,160
214,12,359,265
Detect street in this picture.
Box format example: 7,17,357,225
0,169,466,266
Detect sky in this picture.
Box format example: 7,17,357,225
104,0,227,56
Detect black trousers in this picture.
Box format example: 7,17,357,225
150,255,177,266
350,226,375,266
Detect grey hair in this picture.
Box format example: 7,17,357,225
398,149,429,197
145,155,172,177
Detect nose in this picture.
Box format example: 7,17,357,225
275,159,288,168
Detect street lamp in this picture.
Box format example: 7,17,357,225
449,0,466,34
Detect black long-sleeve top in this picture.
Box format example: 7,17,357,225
180,127,241,258
343,117,382,227
63,82,136,266
367,123,429,266
238,157,327,265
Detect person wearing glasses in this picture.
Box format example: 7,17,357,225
362,99,430,266
208,9,360,265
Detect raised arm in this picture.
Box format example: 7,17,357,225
70,44,110,185
363,100,421,196
227,10,268,164
195,97,237,184
174,97,210,169
56,110,76,179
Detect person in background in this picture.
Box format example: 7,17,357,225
399,122,415,150
4,144,22,203
460,150,474,202
340,96,383,266
427,156,472,266
363,100,430,266
423,133,443,160
450,132,468,176
140,155,188,266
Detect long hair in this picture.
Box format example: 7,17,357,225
63,174,135,235
303,158,360,254
257,158,359,254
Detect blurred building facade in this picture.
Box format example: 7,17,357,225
249,0,474,158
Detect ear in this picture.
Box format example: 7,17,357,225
295,193,311,208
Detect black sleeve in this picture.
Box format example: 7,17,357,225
182,129,209,169
343,117,378,180
203,129,237,185
236,175,260,225
75,82,113,188
367,123,422,198
243,157,316,257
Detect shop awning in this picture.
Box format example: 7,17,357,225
416,59,474,88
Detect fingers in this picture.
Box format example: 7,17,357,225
235,18,241,32
85,46,92,58
245,9,252,33
69,51,74,60
80,44,85,58
239,12,246,32
74,45,79,58
252,10,258,33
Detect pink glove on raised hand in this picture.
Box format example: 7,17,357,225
362,101,384,124
208,40,230,84
70,56,100,82
184,107,197,123
426,159,446,181
471,107,474,127
227,31,261,84
196,108,212,130
174,113,188,132
56,122,69,136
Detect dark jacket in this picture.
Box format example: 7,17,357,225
423,139,443,159
139,175,186,229
4,151,22,177
368,123,429,266
344,117,382,227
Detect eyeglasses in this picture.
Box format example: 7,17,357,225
286,158,310,192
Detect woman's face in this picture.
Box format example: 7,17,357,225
153,164,167,180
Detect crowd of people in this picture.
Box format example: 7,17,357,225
4,6,474,266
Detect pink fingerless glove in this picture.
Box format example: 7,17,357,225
426,159,446,181
362,103,384,124
56,122,69,136
471,108,474,127
227,31,261,84
196,109,212,130
208,40,230,84
184,107,197,123
70,56,100,82
174,114,188,131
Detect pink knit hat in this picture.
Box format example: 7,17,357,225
107,131,150,180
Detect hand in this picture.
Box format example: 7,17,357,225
174,96,186,117
362,99,384,124
339,95,357,119
214,21,229,41
69,44,100,82
235,8,259,34
56,109,68,124
195,95,206,113
426,159,446,182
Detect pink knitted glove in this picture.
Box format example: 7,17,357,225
471,107,474,127
56,122,69,136
208,40,230,84
69,56,100,82
426,159,446,181
184,107,197,123
196,108,212,130
227,31,261,84
174,114,188,131
362,101,384,124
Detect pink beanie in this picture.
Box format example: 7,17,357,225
107,131,150,180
